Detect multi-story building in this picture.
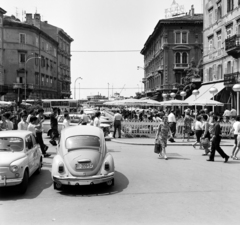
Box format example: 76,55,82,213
140,6,203,101
190,0,240,112
0,8,73,102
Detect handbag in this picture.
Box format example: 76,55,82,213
154,143,162,154
201,138,210,148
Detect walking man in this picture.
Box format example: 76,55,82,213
113,110,123,138
49,108,59,146
207,116,229,163
168,109,176,142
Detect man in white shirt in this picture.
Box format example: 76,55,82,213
18,113,28,130
230,115,240,159
113,110,123,138
168,110,176,141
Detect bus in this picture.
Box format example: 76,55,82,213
26,99,81,113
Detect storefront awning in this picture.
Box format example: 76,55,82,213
184,82,225,102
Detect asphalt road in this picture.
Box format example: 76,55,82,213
1,135,240,225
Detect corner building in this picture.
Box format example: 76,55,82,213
140,6,203,101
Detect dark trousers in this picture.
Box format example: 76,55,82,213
36,132,47,154
209,137,228,160
113,120,121,138
169,122,176,138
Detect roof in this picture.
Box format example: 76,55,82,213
61,126,104,138
140,13,203,55
0,130,32,138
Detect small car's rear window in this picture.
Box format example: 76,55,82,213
66,135,100,150
0,137,24,152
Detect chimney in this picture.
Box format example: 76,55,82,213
191,5,195,16
25,13,32,25
33,13,41,29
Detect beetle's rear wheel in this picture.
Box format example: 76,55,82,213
53,181,62,190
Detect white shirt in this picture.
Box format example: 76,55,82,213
195,121,202,130
93,117,100,127
168,113,176,123
232,121,240,135
18,120,29,130
27,123,36,136
6,120,13,130
63,119,70,128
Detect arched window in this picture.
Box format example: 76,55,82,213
227,61,231,73
217,65,223,79
175,52,181,64
182,52,188,64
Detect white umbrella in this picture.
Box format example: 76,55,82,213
141,99,162,106
160,99,189,106
0,101,12,106
21,102,32,106
185,99,224,106
104,99,146,106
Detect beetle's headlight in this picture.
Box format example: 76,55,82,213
58,162,65,173
10,165,19,173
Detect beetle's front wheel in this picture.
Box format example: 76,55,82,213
106,178,114,187
53,181,62,190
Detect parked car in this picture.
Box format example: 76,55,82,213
52,125,115,190
42,114,112,136
0,131,42,194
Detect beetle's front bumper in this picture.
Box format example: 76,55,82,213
0,176,22,187
53,172,114,186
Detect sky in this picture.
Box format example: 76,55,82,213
1,0,203,99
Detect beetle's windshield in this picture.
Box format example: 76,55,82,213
0,137,24,152
66,135,100,150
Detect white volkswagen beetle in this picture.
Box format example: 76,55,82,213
52,126,115,190
0,131,42,194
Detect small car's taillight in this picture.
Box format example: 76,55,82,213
104,162,110,171
58,163,64,173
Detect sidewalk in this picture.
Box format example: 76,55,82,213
110,137,234,146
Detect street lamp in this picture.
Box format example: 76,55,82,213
170,92,176,99
209,87,218,112
107,83,110,100
233,84,240,115
74,77,82,99
24,56,41,102
192,89,200,118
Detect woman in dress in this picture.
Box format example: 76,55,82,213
201,114,211,155
155,116,171,160
183,111,194,142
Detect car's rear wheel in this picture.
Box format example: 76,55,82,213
35,157,42,175
18,170,29,194
106,178,114,187
53,181,62,190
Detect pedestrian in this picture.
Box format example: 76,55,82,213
26,109,36,123
113,110,123,138
18,113,28,130
232,122,240,159
4,112,13,130
229,115,240,159
155,116,172,160
36,109,50,157
192,115,203,149
0,114,8,131
168,109,176,142
201,114,211,155
182,111,194,142
93,111,101,128
27,116,39,137
49,108,59,146
207,116,229,163
79,110,89,125
63,113,70,128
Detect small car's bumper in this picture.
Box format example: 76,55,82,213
0,176,22,187
53,172,114,186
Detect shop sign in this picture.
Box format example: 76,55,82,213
224,72,240,86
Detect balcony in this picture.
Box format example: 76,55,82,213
157,65,164,72
161,84,176,91
224,72,240,87
142,77,146,83
174,63,189,70
13,83,23,89
225,35,240,59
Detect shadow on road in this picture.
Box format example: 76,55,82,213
58,170,128,197
0,169,52,201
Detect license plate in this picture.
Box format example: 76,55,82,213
76,163,93,169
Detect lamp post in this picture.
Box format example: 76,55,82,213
24,56,41,102
192,89,200,118
209,87,218,112
180,91,186,113
74,77,82,99
233,84,240,115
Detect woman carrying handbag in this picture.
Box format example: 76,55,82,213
201,114,211,155
155,116,172,160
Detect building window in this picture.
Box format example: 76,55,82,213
217,65,223,79
46,76,49,84
227,61,232,73
175,52,181,64
175,31,188,44
19,53,26,63
46,43,49,52
41,41,44,50
227,0,234,12
41,56,45,68
209,67,213,81
176,32,181,44
36,37,39,47
182,52,188,64
208,36,213,53
41,74,44,86
208,8,213,26
217,3,222,21
35,53,39,66
35,72,39,85
19,33,26,44
226,25,233,39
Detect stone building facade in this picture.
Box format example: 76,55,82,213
0,8,73,103
140,6,203,101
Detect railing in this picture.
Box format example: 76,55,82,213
224,72,240,86
174,63,189,69
225,34,240,51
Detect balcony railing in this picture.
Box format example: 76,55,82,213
174,63,189,69
225,35,240,58
224,72,240,87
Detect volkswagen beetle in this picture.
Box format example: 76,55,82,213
52,125,114,190
0,131,42,194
